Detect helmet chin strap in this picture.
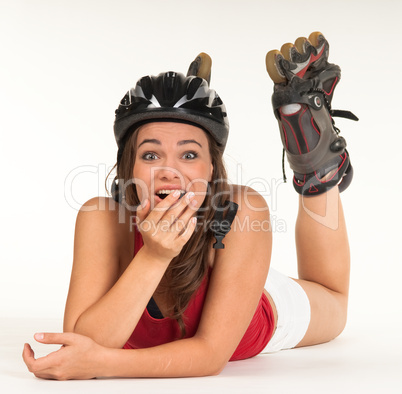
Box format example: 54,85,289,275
211,201,239,249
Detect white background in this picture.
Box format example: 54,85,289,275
1,0,401,391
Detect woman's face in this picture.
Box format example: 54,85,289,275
133,122,213,210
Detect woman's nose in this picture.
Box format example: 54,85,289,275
154,164,182,181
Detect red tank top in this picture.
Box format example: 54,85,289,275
123,227,275,361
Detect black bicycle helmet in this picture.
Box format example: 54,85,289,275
113,53,229,162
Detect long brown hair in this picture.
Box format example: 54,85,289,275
108,124,229,336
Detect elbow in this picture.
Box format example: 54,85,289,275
71,319,126,349
210,362,227,376
67,314,83,334
189,334,233,377
210,353,230,376
63,315,78,334
193,337,229,376
66,317,96,342
198,361,226,377
204,348,230,376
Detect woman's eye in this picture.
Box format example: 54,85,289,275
142,152,158,160
183,151,198,160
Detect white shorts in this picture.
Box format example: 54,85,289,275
261,268,311,353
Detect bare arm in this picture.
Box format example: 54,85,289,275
24,187,272,379
63,197,168,348
103,336,222,377
100,187,273,377
64,193,197,348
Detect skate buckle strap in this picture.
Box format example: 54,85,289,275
330,109,359,121
310,87,359,123
211,201,239,249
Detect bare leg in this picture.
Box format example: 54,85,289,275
293,186,350,347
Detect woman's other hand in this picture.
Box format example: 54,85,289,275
22,332,109,380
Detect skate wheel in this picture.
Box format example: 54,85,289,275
294,37,311,54
280,43,295,61
308,32,324,47
265,50,286,83
195,52,212,82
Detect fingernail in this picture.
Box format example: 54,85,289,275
141,199,148,208
191,199,197,206
173,190,180,198
186,192,195,201
34,333,44,340
192,217,197,224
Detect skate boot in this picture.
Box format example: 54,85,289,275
266,32,358,195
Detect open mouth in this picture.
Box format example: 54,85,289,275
156,189,186,200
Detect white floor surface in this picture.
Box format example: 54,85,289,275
1,317,401,394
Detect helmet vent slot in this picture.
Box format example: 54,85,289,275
140,76,153,100
187,77,203,100
163,72,177,101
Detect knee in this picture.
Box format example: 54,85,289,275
330,294,348,339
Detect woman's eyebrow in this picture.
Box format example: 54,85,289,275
138,139,202,148
177,140,202,148
138,139,161,148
